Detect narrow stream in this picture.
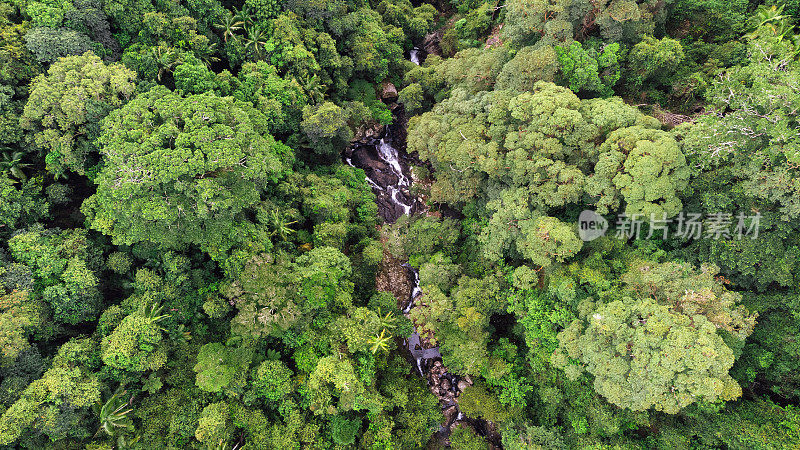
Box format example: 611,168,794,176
402,263,421,315
344,49,498,447
346,123,464,442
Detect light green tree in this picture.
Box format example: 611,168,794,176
628,35,685,86
621,260,757,339
0,338,102,445
233,60,307,135
223,253,302,338
252,359,294,402
501,0,571,47
411,275,504,376
300,101,352,158
8,226,102,324
458,382,512,424
307,355,369,415
589,126,691,218
553,259,757,415
556,41,622,97
495,43,560,93
294,246,354,310
553,295,745,414
101,307,168,373
0,290,44,364
193,341,253,395
20,51,136,177
195,401,233,447
479,189,582,267
408,82,661,208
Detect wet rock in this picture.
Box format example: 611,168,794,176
347,127,416,223
381,82,398,101
423,347,442,360
348,140,418,223
404,328,442,377
441,378,451,392
484,23,504,49
350,146,391,179
388,106,408,151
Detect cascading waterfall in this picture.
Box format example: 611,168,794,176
409,47,421,65
344,127,416,222
378,137,413,216
403,263,422,314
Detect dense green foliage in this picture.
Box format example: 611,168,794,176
0,0,798,448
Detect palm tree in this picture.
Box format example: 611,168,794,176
267,208,297,242
94,389,134,439
376,309,397,331
198,42,221,68
142,302,170,323
366,309,397,354
244,26,269,60
750,4,788,30
214,13,244,43
150,46,181,82
367,328,393,354
746,5,795,41
233,5,255,28
0,149,31,182
300,74,326,105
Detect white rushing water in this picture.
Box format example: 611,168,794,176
346,132,414,218
404,267,422,314
379,138,413,215
410,48,420,65
379,138,408,186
